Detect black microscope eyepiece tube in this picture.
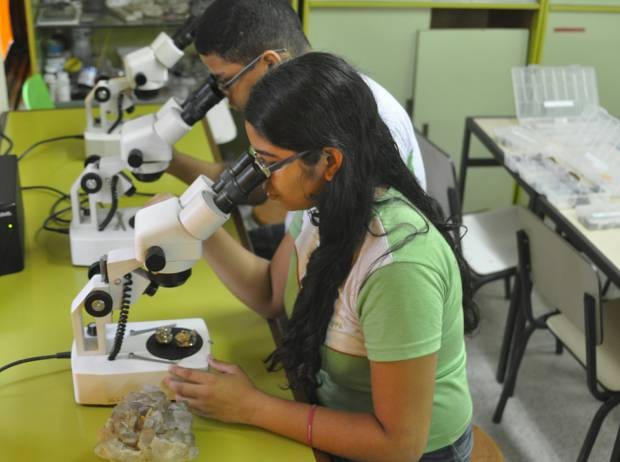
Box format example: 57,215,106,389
172,15,201,50
213,162,270,214
180,75,225,126
212,150,255,193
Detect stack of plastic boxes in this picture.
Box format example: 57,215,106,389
493,65,620,214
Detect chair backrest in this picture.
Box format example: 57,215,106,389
21,74,54,110
517,207,602,343
415,129,461,219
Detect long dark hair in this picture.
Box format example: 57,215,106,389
245,52,478,400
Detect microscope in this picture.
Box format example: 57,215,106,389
71,146,271,405
84,15,200,158
70,72,225,266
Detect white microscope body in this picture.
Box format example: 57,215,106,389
84,16,199,159
70,75,225,266
70,150,272,405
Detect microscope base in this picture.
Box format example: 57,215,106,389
72,318,210,405
70,207,139,266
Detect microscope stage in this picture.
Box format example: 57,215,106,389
71,318,210,405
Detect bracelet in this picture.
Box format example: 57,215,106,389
306,404,318,447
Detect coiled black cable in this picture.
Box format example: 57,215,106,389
107,93,125,134
98,175,119,231
108,273,133,360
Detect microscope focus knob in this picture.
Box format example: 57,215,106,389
80,172,103,194
127,149,143,168
145,246,166,272
135,73,147,87
94,87,111,103
84,290,113,318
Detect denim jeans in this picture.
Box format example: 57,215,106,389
419,424,473,462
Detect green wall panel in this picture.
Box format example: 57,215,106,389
541,11,620,117
308,8,431,106
550,0,620,6
413,29,529,212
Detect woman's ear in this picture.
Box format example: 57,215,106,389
321,147,343,182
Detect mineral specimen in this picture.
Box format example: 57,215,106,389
95,385,198,462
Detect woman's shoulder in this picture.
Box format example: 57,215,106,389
371,189,453,266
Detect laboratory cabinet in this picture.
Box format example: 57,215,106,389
412,29,529,212
308,8,431,107
541,10,620,118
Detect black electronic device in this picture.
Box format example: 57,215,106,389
0,155,25,275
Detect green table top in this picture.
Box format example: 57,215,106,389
0,108,314,462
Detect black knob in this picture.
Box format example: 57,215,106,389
127,149,143,168
87,261,101,279
94,87,111,102
86,322,97,337
84,290,113,317
145,246,166,272
80,172,103,194
126,105,135,114
135,73,147,87
143,282,159,297
84,155,101,167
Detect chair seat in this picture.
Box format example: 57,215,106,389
461,207,520,276
547,298,620,392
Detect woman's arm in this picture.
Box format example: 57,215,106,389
201,230,294,319
168,149,227,184
167,353,437,462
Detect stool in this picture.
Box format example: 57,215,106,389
472,425,504,462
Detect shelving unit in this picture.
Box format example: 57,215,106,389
23,1,207,106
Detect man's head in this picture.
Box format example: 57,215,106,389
194,0,311,110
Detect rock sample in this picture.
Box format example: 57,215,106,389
95,385,198,462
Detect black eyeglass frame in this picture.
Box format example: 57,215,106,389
215,48,288,93
248,146,315,175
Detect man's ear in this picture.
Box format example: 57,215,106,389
262,50,284,69
321,147,343,182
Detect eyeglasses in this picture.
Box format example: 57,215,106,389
214,48,287,93
249,146,314,174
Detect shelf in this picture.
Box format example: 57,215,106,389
35,7,186,30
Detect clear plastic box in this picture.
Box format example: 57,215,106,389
576,202,620,230
556,107,620,194
512,65,599,122
505,153,604,209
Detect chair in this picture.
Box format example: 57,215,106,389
493,207,620,462
417,130,519,294
416,131,522,381
21,73,54,109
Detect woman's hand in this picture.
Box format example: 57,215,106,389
163,357,262,424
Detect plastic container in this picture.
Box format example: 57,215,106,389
576,202,620,230
56,71,71,102
512,65,599,122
